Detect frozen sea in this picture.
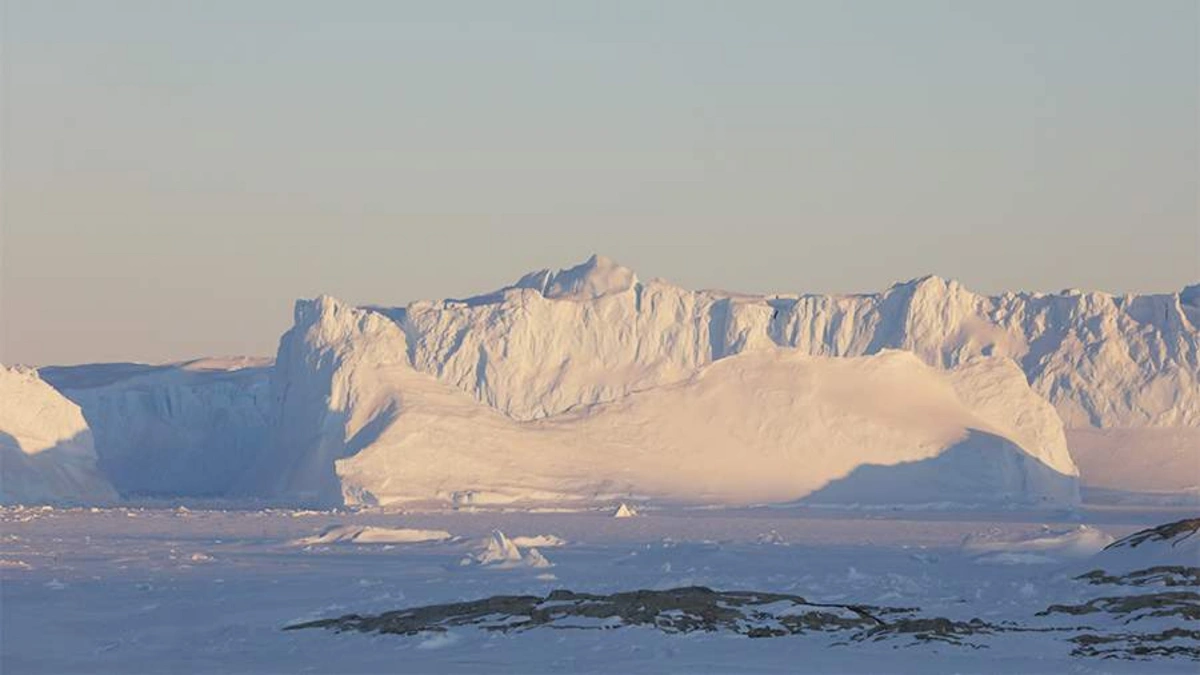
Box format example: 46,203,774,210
1,503,1195,674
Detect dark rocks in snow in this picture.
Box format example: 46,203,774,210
1069,628,1200,660
286,585,1018,647
1037,591,1200,622
1103,518,1200,552
1077,566,1200,588
287,519,1200,662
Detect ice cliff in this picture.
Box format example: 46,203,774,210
394,255,1199,428
39,358,272,498
261,294,1078,508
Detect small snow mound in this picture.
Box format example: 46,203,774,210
415,631,459,650
613,503,639,518
962,525,1114,564
294,524,453,546
756,530,786,545
510,534,566,548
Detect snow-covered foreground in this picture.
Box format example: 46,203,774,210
2,505,1195,673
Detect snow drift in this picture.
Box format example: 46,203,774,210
961,525,1114,564
0,366,117,504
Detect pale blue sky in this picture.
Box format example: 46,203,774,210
2,1,1197,365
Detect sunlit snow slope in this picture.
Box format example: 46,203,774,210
0,366,117,504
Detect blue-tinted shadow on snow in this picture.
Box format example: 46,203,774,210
39,363,176,390
800,429,1080,509
0,430,118,505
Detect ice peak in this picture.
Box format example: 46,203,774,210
468,530,526,566
885,275,974,309
892,274,956,292
1181,283,1200,308
516,254,638,301
294,294,347,324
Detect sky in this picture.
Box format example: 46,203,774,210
2,1,1197,365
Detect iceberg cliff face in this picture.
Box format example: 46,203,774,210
263,295,1078,508
252,255,1196,506
0,365,117,504
392,257,1198,428
246,296,414,505
40,359,272,498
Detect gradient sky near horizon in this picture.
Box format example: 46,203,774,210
2,1,1197,365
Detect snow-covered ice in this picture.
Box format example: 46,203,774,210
464,530,554,569
2,505,1196,673
292,524,454,546
509,534,567,548
961,525,1115,564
